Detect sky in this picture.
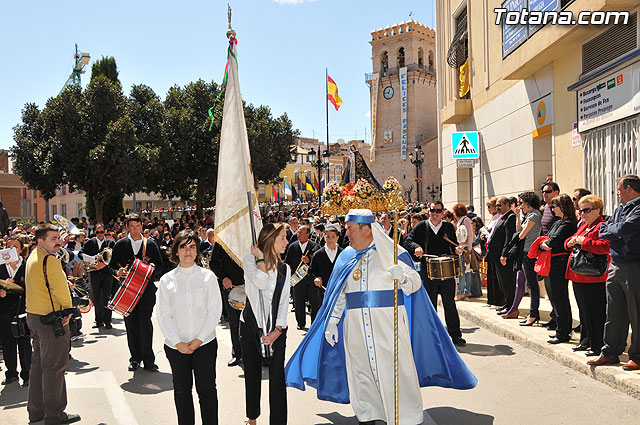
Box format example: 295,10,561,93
0,0,435,150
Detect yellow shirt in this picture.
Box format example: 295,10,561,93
26,247,72,315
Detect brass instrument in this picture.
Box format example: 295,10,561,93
55,248,70,264
198,250,212,270
85,247,112,272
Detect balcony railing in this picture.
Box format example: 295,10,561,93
365,64,435,83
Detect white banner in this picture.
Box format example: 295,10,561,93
399,66,408,159
370,72,379,162
214,39,262,267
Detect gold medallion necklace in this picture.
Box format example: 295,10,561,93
352,257,363,281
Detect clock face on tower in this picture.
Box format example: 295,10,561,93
383,86,394,99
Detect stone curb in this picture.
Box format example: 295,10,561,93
453,299,640,401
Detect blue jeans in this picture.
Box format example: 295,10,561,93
457,271,474,296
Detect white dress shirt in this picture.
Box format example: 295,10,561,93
299,241,308,254
242,254,291,329
128,234,143,255
428,218,442,235
97,238,104,250
156,264,222,350
6,257,23,279
325,246,338,263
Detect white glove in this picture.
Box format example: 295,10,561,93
324,317,340,347
388,265,406,283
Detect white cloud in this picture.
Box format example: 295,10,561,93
273,0,317,4
365,110,371,118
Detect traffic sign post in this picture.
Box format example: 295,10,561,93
452,132,479,159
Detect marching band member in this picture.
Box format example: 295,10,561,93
242,223,290,425
0,237,31,386
209,240,244,367
157,230,222,425
309,224,343,324
109,215,164,372
79,224,115,329
284,225,319,330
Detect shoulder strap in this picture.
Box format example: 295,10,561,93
270,263,288,332
42,254,59,313
142,237,148,259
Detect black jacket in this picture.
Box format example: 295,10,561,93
209,242,244,286
79,237,115,275
486,210,516,262
545,218,578,255
284,240,320,284
0,261,26,317
405,219,457,277
108,237,164,286
310,246,343,288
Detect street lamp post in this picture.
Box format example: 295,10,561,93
309,147,329,206
426,184,441,202
408,144,424,203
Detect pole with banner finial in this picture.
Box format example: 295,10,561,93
227,4,236,39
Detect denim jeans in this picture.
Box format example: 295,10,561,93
522,255,540,318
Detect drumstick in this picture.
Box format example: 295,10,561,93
443,234,459,247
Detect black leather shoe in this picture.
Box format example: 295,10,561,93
549,333,557,338
452,336,467,347
585,350,600,357
59,413,81,424
1,376,18,385
104,323,113,329
228,357,242,367
496,309,508,315
297,325,307,331
143,363,159,371
128,361,140,371
358,421,376,425
92,323,103,328
572,345,589,352
547,337,571,344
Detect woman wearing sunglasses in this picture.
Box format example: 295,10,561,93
565,195,610,357
539,195,578,344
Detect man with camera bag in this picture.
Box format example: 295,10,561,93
25,223,80,424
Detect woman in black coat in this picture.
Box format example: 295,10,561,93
539,194,578,344
0,237,31,385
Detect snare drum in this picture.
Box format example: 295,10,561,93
425,255,463,280
228,286,246,311
290,263,309,287
108,258,154,317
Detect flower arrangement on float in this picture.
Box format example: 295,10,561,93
322,176,405,215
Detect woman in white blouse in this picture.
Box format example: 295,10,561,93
242,222,290,425
157,230,222,425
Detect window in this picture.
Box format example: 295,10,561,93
52,205,57,216
418,48,424,67
582,12,637,75
583,117,639,214
77,203,83,217
428,51,435,72
60,186,66,195
397,47,405,68
381,51,389,73
447,6,469,98
61,205,66,217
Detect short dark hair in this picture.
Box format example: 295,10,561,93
573,188,591,199
169,230,201,264
620,175,640,193
518,191,541,210
551,194,576,222
431,201,444,209
126,215,142,226
35,223,58,241
542,181,560,192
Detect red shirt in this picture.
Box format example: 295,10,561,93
564,216,610,283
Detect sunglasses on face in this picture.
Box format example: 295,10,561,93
430,208,443,213
96,231,104,234
495,203,503,207
542,189,554,194
579,207,595,214
552,204,560,209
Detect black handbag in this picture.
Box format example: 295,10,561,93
10,294,30,338
569,226,608,277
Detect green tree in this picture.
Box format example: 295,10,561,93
91,56,119,83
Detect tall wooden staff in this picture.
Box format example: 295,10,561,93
392,209,400,425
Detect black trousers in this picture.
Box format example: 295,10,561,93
220,287,242,360
89,271,113,325
0,312,31,381
124,287,156,365
494,260,516,309
573,282,606,351
423,276,462,339
548,257,572,338
486,261,505,307
240,322,287,424
164,339,218,425
307,283,324,325
293,279,310,328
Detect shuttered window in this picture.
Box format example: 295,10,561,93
582,13,637,74
583,117,639,214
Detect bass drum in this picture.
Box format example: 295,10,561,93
425,255,463,280
228,286,246,311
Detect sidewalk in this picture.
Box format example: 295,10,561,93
452,283,640,400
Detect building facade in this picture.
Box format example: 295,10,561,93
436,0,639,218
367,20,441,202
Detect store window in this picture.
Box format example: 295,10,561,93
583,117,639,214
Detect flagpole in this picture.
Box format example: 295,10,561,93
325,67,329,188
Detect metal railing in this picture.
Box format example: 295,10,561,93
364,64,436,82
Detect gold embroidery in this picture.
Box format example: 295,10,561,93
352,257,363,281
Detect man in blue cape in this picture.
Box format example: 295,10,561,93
285,209,477,424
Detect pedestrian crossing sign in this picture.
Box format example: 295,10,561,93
452,131,479,159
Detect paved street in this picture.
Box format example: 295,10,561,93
2,306,640,425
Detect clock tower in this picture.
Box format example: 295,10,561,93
366,20,440,202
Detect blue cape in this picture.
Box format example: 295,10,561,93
285,246,478,403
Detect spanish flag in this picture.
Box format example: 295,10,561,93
327,76,343,111
306,175,317,194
